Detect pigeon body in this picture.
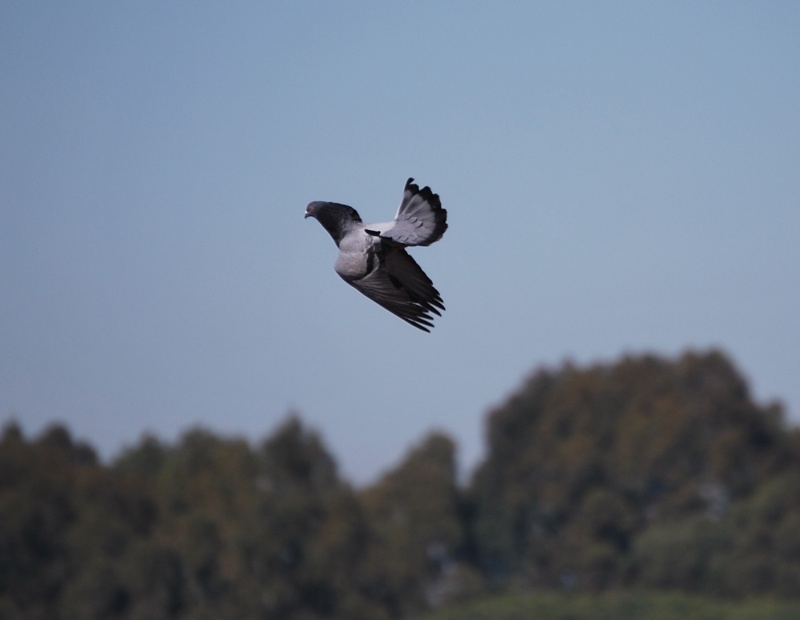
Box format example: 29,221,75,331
305,178,447,332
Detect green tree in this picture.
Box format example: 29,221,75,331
112,417,390,619
244,416,388,620
0,423,95,619
470,351,795,592
0,422,162,619
361,432,480,616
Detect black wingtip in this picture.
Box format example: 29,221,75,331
407,319,432,333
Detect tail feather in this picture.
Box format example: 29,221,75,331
386,178,448,246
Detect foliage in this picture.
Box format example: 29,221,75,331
469,350,796,591
360,432,483,615
630,472,800,597
3,349,800,618
410,591,800,620
0,418,387,620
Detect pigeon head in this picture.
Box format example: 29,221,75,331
305,201,362,245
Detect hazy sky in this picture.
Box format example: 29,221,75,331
3,2,799,484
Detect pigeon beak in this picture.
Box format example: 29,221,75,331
304,204,315,219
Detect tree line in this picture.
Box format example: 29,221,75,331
3,349,800,619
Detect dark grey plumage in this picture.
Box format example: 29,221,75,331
305,178,448,332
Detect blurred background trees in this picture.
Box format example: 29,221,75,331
2,349,799,619
360,432,482,616
470,350,795,592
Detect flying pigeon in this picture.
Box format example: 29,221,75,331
305,178,448,332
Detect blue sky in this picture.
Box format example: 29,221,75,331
2,2,799,483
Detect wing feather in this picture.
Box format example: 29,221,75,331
347,246,444,332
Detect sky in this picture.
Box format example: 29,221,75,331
2,2,799,485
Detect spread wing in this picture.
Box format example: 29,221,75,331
347,245,445,332
374,178,448,247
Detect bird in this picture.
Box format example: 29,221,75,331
305,178,448,332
